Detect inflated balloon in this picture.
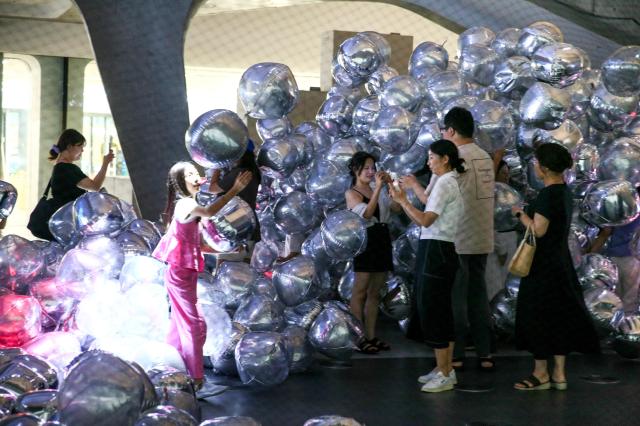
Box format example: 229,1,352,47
601,46,640,97
250,241,278,273
304,416,363,426
581,180,640,227
379,142,428,176
0,361,48,396
273,191,317,235
305,159,351,208
147,366,194,394
8,355,56,390
337,34,382,78
157,388,199,421
579,253,619,291
0,295,41,347
119,283,171,341
465,81,496,100
235,331,289,386
517,21,563,58
238,63,299,119
127,219,161,251
308,305,359,360
14,389,56,419
282,325,314,373
587,84,639,132
0,235,45,293
233,294,284,332
136,405,198,426
370,106,417,155
624,115,640,137
611,313,640,359
494,182,523,232
380,76,424,112
519,82,571,130
202,197,257,252
490,289,517,338
256,117,292,142
491,28,521,58
213,262,257,310
200,417,261,426
316,96,354,137
331,59,366,88
364,65,398,96
21,331,81,375
425,70,467,107
321,210,367,261
297,124,333,154
74,279,128,340
351,95,381,136
414,121,440,151
583,286,622,335
459,44,500,86
48,201,78,247
114,231,150,257
531,43,590,87
257,137,299,179
55,248,109,300
289,133,315,170
599,137,640,186
272,256,317,307
73,192,126,237
392,235,416,276
458,26,495,52
119,255,166,292
27,277,74,330
30,240,63,278
410,64,442,86
0,413,41,425
359,31,391,64
410,41,449,72
78,235,125,279
379,275,411,321
0,181,17,220
471,100,515,153
493,56,535,96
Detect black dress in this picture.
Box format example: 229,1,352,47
351,189,394,273
515,184,600,358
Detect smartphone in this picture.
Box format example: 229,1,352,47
108,136,113,153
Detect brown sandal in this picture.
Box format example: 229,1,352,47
357,339,380,355
514,375,550,391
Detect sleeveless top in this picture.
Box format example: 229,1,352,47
152,203,204,272
351,188,380,220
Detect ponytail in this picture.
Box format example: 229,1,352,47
161,161,194,227
429,139,466,174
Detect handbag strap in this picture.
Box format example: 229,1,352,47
524,224,536,247
42,178,52,199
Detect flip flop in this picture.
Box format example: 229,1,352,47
514,375,550,391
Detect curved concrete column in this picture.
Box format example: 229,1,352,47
74,0,204,220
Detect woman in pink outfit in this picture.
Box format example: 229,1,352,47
153,161,251,389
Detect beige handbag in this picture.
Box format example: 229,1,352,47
508,224,537,277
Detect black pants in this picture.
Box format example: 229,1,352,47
414,239,459,349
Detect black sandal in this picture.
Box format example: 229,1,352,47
451,358,465,371
357,339,380,355
478,357,495,372
514,375,550,391
369,337,391,351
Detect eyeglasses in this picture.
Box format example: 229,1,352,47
440,126,451,133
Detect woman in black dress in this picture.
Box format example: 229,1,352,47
345,152,398,354
511,143,599,391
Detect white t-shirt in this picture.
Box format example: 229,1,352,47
420,171,463,242
173,198,199,224
455,143,495,254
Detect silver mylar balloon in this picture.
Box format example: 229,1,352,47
328,86,364,108
459,44,500,86
48,202,77,247
352,95,381,136
305,159,351,208
238,63,299,119
233,294,284,332
0,181,17,220
127,219,161,251
566,71,600,120
250,277,278,301
410,64,443,86
256,116,291,142
316,96,354,137
531,43,590,87
379,141,428,176
530,119,584,154
156,388,200,421
0,362,47,395
579,253,619,291
272,256,317,307
58,352,145,425
624,115,640,137
337,262,354,302
321,210,367,261
147,366,194,394
78,235,125,279
365,65,399,96
601,45,640,97
465,81,497,100
326,137,359,169
200,417,261,426
235,331,289,386
574,143,600,181
490,289,517,338
581,180,640,226
526,156,545,191
337,34,383,78
600,137,640,186
257,137,299,179
612,313,640,359
471,100,515,153
282,325,314,373
304,416,363,426
519,82,571,130
202,196,256,252
331,59,366,88
185,110,248,169
414,121,440,150
73,192,125,237
250,241,277,273
273,191,317,234
517,21,563,58
308,305,360,360
290,133,315,170
359,31,391,64
425,70,468,107
410,41,449,73
491,28,522,58
213,262,258,310
116,230,151,257
0,235,44,293
10,355,57,389
211,321,248,376
379,275,411,321
493,56,535,96
14,389,56,419
583,286,622,335
283,299,324,330
0,414,41,425
298,124,333,154
380,76,424,112
136,405,198,426
370,106,418,155
494,182,523,232
587,84,639,132
439,96,480,125
458,26,495,52
392,235,416,276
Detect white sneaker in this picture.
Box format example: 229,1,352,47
420,371,456,393
418,369,457,385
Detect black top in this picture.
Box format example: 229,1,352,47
51,163,87,207
351,188,380,220
218,167,260,208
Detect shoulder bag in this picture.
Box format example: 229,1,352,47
27,179,56,240
508,224,536,277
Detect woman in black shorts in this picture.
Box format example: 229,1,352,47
345,152,399,354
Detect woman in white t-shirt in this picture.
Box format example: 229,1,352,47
390,139,465,393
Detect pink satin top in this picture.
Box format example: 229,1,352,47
152,217,204,272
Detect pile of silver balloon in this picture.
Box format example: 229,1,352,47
0,180,17,221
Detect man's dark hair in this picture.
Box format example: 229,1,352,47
443,107,474,138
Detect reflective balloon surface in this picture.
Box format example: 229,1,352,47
337,34,382,78
370,106,417,155
282,325,314,373
410,41,449,72
471,100,515,153
321,210,367,261
305,160,351,208
0,236,44,293
308,305,360,360
235,331,289,386
257,137,299,179
494,183,523,232
73,192,126,237
203,196,256,252
233,294,284,332
304,416,363,426
200,417,261,426
517,21,563,58
458,26,495,52
425,71,467,107
351,95,381,136
365,65,399,96
316,96,354,137
601,45,640,97
491,28,521,58
213,262,257,310
587,84,639,132
256,116,292,142
379,275,411,321
0,295,41,347
519,82,571,130
579,253,619,290
48,201,78,247
583,287,622,335
272,256,317,307
459,44,500,86
493,56,535,96
273,191,317,234
581,180,640,226
0,181,17,220
238,63,299,119
599,137,640,186
380,76,423,112
531,43,590,87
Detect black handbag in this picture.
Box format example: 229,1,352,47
27,179,56,240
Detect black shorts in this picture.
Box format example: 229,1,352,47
353,223,394,273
